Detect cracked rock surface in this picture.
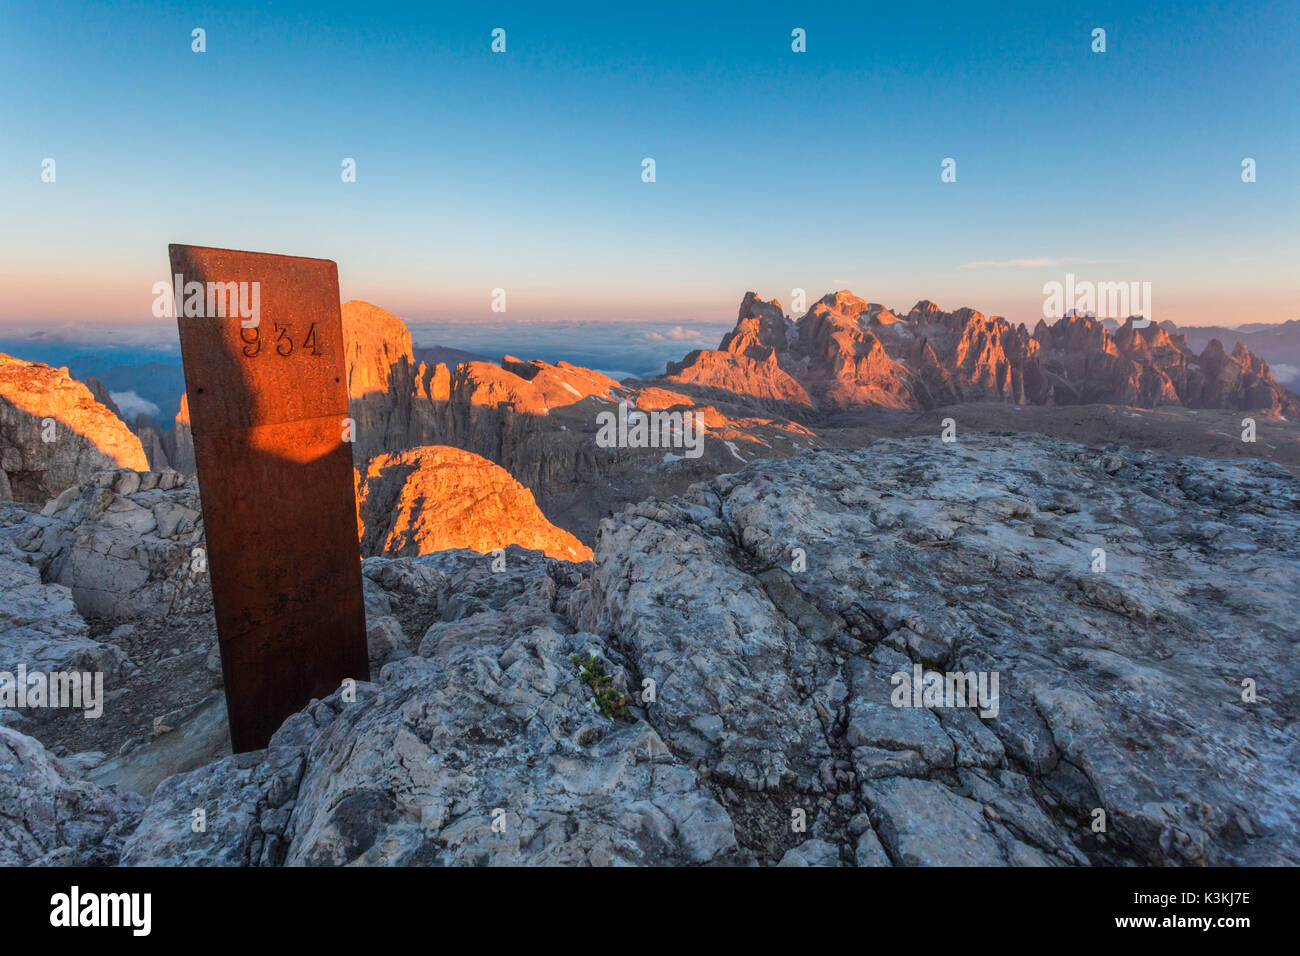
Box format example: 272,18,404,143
575,434,1300,864
6,434,1299,865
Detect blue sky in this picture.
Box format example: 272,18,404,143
1,0,1296,329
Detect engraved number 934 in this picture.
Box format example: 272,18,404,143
240,323,321,358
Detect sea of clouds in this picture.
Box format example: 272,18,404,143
408,320,732,381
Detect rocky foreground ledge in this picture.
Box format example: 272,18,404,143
3,434,1298,866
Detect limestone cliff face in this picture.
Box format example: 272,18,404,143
72,377,172,470
666,293,811,407
355,445,592,562
161,393,195,473
340,299,420,459
130,414,171,471
83,377,123,418
342,300,416,394
339,300,629,450
798,292,916,408
0,354,149,503
662,292,1300,415
334,302,817,540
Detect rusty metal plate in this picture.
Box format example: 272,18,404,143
170,244,369,753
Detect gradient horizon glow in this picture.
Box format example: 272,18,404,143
1,0,1297,330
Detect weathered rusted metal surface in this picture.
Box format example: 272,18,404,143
170,244,369,752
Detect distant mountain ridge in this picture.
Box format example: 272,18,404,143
1100,316,1300,386
5,297,1295,527
1164,319,1300,388
662,291,1299,417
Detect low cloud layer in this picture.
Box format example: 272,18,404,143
409,321,731,381
109,390,160,420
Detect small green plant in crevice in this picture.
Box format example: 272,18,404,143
570,651,630,721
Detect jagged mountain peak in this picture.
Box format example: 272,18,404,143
814,289,871,314
660,292,1300,415
739,291,784,317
